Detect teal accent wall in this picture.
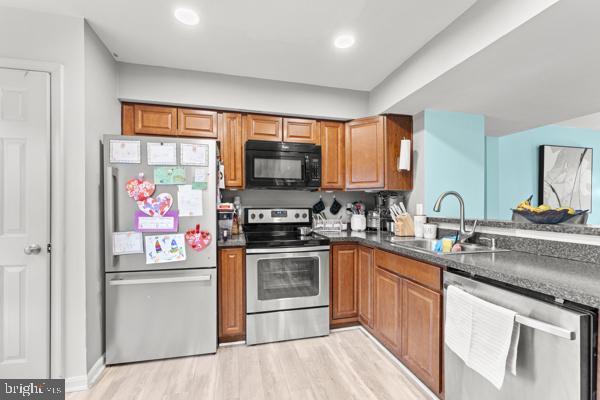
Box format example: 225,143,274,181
424,110,486,219
485,136,499,219
487,125,600,224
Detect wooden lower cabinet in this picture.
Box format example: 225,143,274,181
357,246,374,328
218,247,245,342
402,279,441,394
373,266,403,355
332,246,443,396
331,245,359,325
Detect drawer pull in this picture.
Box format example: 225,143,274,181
109,275,211,286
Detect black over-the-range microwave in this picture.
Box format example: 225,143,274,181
244,140,321,189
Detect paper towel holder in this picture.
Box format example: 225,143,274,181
397,137,411,172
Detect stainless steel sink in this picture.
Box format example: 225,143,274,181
386,237,510,255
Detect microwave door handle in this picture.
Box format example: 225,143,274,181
304,155,310,184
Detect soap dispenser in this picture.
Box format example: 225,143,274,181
413,203,427,238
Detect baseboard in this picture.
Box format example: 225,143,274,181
65,375,88,393
65,354,105,393
218,340,246,347
87,354,105,387
355,327,438,400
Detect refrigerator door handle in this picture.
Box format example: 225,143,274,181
109,275,212,286
104,166,118,268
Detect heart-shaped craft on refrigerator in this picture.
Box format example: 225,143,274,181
185,224,212,252
126,175,155,201
137,193,173,217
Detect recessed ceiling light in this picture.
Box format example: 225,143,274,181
334,34,355,49
174,8,199,26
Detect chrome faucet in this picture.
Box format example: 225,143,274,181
433,191,477,243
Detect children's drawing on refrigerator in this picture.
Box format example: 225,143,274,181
145,234,187,264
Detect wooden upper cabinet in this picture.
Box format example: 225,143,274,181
218,247,245,342
219,113,244,189
245,114,283,142
283,118,319,144
320,121,345,190
331,245,358,322
345,115,413,191
122,103,135,135
346,116,385,189
358,246,374,329
134,104,178,136
383,115,413,191
373,266,403,356
401,280,441,394
178,109,218,138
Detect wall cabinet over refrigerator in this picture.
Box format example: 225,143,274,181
123,103,218,138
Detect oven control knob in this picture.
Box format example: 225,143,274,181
295,213,300,219
302,213,307,219
259,213,264,219
250,213,256,220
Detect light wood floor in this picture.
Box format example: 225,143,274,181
67,329,430,400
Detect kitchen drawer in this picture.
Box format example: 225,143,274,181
374,249,441,291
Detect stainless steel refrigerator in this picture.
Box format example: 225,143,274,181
103,134,217,365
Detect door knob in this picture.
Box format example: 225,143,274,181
24,244,42,255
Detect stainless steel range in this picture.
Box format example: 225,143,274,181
244,208,330,345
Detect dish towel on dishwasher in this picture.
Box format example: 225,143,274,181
445,285,520,389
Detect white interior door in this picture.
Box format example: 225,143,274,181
0,68,50,378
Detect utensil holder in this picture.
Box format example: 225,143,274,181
394,214,415,237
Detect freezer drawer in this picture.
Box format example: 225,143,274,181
106,269,216,364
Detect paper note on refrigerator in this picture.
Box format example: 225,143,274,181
147,142,177,165
112,231,143,255
180,143,208,166
178,185,203,216
154,167,186,185
109,140,141,164
145,234,187,264
192,167,209,190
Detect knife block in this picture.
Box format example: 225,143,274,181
394,214,415,237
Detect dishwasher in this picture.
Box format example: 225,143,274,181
444,270,596,400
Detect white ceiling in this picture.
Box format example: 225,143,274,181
385,0,600,136
556,112,600,131
0,0,475,90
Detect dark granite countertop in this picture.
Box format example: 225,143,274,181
316,231,600,308
217,234,246,248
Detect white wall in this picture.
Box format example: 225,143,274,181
118,63,369,120
0,7,88,381
83,22,120,372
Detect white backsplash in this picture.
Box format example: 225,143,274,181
221,189,376,220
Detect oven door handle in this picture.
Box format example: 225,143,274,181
246,245,330,254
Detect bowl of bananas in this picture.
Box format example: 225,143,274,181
512,195,588,224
